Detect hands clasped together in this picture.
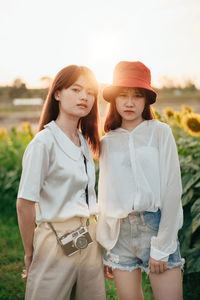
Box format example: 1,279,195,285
104,257,168,279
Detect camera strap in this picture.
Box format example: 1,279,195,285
83,155,89,206
47,222,62,246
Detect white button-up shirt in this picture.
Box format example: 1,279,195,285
17,121,98,222
96,119,183,261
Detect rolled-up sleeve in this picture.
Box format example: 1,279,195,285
17,141,49,202
150,125,183,261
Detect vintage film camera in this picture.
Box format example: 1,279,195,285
60,226,93,256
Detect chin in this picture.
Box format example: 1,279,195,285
76,111,90,118
122,116,137,121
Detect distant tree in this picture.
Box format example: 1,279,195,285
159,76,176,90
182,79,197,92
40,76,52,89
9,78,27,99
159,76,198,92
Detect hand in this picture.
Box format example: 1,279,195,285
148,257,167,274
104,266,114,280
22,254,33,279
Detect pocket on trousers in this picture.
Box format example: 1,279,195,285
142,210,161,231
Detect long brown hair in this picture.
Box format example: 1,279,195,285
38,65,100,155
104,87,155,133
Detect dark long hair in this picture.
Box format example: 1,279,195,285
104,88,155,133
38,65,100,155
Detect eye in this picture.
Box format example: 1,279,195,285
135,94,143,98
119,93,127,97
72,87,80,93
87,90,95,96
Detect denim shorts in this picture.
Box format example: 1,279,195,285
103,210,185,273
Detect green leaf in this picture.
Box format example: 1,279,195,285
182,174,192,187
191,198,200,233
183,173,200,194
179,208,192,254
195,181,200,188
184,247,200,274
182,189,194,206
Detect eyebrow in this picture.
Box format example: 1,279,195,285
72,83,93,90
72,83,83,88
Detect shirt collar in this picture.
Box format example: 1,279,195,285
44,121,90,161
111,120,155,136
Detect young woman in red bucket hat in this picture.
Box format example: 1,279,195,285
96,61,184,300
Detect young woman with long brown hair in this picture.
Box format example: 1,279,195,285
96,61,184,300
17,65,106,300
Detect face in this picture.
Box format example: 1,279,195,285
55,75,96,119
115,88,145,123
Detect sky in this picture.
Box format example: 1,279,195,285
0,0,200,88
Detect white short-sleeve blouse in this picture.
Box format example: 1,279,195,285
17,121,98,222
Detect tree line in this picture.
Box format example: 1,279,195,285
0,77,199,104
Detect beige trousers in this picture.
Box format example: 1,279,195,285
25,217,106,300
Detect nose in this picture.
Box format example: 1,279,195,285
125,97,134,107
80,90,87,101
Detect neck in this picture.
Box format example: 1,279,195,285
55,113,79,137
121,117,144,131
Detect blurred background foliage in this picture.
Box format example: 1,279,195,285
0,100,200,298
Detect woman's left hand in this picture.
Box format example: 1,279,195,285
148,257,167,274
22,254,33,279
104,266,114,280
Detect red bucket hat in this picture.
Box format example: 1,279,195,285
103,61,157,104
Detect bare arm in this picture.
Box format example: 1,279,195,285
17,198,36,276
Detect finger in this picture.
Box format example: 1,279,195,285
21,269,28,279
148,261,151,269
107,268,114,279
108,267,113,275
104,267,110,278
150,263,155,273
108,269,114,279
164,263,168,271
155,264,160,274
159,263,164,273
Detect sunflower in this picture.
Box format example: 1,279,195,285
174,111,182,127
164,107,174,119
0,128,8,140
151,107,162,121
21,122,32,132
181,104,194,114
181,113,200,137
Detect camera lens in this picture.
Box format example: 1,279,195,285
75,236,88,249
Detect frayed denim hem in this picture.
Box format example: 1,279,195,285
168,258,185,271
103,258,185,275
103,258,149,273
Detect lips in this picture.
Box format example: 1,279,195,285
77,104,87,109
124,110,134,113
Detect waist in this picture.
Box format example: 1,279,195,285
121,209,161,222
37,215,97,228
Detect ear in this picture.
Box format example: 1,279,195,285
54,90,60,101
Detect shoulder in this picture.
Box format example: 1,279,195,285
100,132,114,148
151,120,171,136
25,126,54,154
101,129,122,142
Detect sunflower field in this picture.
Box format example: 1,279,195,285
161,105,200,274
154,105,200,297
0,106,200,299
